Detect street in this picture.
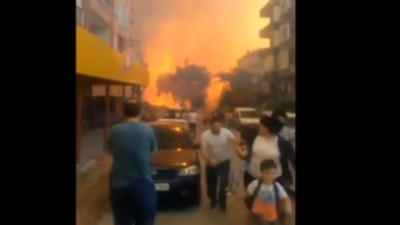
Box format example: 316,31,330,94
96,112,295,225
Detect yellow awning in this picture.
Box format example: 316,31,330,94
76,25,149,86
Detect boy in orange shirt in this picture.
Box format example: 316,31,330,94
247,159,292,225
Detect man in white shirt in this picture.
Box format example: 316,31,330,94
200,117,238,213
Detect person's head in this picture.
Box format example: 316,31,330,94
271,109,287,124
210,117,223,134
123,100,142,118
259,115,283,137
260,159,278,184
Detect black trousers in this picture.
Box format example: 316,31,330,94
206,160,230,208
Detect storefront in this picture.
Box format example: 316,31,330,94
76,25,149,163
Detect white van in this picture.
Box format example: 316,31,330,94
233,107,260,127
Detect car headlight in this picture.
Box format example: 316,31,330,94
179,165,200,176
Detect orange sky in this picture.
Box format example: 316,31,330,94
133,0,270,108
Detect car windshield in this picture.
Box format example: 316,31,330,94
240,111,259,118
153,126,193,149
164,110,183,119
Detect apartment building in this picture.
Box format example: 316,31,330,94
259,0,295,104
237,49,273,95
76,0,148,134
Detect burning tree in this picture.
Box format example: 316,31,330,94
156,64,211,109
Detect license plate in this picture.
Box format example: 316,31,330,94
155,183,170,191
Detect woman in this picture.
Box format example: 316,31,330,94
237,115,295,192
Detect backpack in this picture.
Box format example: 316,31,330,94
244,180,287,223
273,182,287,223
244,179,262,210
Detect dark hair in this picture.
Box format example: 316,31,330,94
210,116,222,124
260,159,277,171
123,100,142,117
259,115,283,134
271,109,287,119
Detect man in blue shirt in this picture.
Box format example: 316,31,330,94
108,100,157,225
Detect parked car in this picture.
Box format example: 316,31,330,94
149,122,201,205
156,118,189,131
260,110,273,116
232,107,260,128
163,108,184,119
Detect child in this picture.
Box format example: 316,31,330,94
247,159,292,225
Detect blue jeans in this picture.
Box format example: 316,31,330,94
110,178,157,225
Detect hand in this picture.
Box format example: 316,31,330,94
237,144,248,157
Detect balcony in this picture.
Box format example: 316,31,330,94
279,29,295,49
259,23,279,39
260,0,276,18
88,0,113,26
280,0,295,25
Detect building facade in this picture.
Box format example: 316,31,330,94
76,0,149,165
76,0,145,128
260,0,295,105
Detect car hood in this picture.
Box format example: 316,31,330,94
150,149,197,168
240,118,260,124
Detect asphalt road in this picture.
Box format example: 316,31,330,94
98,112,295,225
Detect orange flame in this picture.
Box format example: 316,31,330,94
137,0,268,108
205,77,230,113
152,92,180,108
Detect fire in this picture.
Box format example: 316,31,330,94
205,76,230,113
183,100,192,110
137,0,268,109
152,92,180,108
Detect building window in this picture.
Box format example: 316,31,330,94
118,35,125,53
273,6,281,22
117,4,123,25
281,0,292,13
281,23,290,41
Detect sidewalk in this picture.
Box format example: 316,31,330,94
80,128,106,166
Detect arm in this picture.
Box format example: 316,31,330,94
225,128,249,159
277,183,292,215
246,179,257,196
283,198,293,215
227,130,241,154
237,139,248,159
